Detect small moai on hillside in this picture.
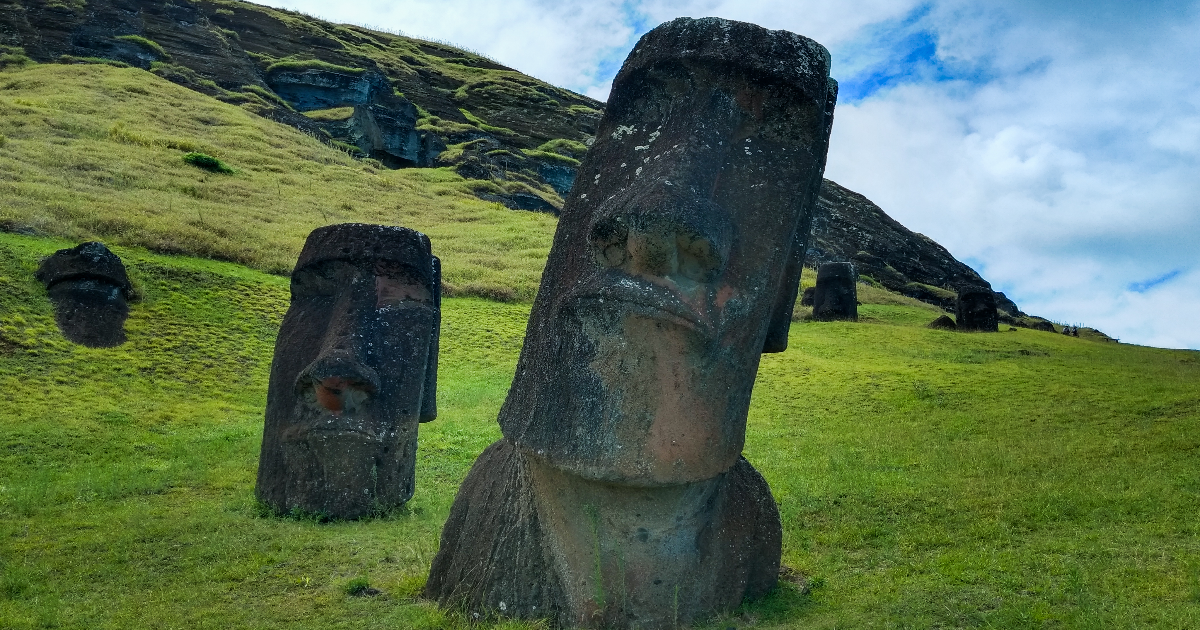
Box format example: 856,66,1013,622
425,17,838,629
800,285,816,306
1032,320,1056,332
955,285,998,332
811,261,858,321
256,223,441,519
35,241,133,348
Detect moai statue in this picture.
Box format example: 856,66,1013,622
927,314,957,330
955,285,998,332
800,285,816,306
811,262,858,321
426,18,837,629
35,242,133,348
256,223,441,519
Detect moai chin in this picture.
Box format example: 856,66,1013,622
955,285,998,332
256,223,440,519
426,18,837,629
811,261,858,321
35,242,133,348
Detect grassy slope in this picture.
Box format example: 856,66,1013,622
0,63,555,300
2,63,1200,629
2,230,1198,629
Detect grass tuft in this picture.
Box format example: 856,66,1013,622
114,35,169,59
182,152,235,174
265,59,365,75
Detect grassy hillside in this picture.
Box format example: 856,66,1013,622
0,63,555,300
3,59,1200,630
2,231,1198,629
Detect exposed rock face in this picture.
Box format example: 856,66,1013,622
426,17,837,629
35,242,133,348
256,224,440,519
811,262,858,321
928,315,957,330
810,179,1012,313
0,0,600,205
956,285,998,332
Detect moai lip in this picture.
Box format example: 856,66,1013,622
427,17,838,629
35,242,133,348
256,223,441,519
812,261,858,321
956,285,999,332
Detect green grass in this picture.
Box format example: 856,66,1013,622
2,229,1197,628
182,152,235,174
302,107,355,122
0,63,556,299
2,57,1199,630
264,58,364,75
113,35,169,60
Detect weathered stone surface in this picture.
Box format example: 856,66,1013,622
256,223,440,519
427,17,836,628
35,242,132,348
928,314,957,330
800,285,816,306
956,285,998,332
427,439,781,629
811,262,857,321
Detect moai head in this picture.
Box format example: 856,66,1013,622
955,285,998,332
811,261,858,321
498,18,838,486
35,242,133,348
256,223,440,519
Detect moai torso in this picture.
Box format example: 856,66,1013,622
427,17,837,629
36,242,133,348
256,223,440,519
812,262,858,321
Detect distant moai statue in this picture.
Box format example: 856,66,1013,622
256,223,441,519
35,242,133,348
800,285,816,306
955,285,998,332
1032,320,1056,332
811,261,858,321
425,17,838,629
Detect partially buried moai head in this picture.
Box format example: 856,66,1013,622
35,242,133,348
956,285,998,333
498,20,839,485
256,223,440,519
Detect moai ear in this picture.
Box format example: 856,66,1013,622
762,227,806,353
420,256,441,422
762,77,838,354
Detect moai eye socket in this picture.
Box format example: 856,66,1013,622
374,261,431,308
291,261,350,299
590,216,630,268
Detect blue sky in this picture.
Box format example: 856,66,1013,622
258,0,1200,349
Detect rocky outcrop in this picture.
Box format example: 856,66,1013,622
809,179,1035,318
0,0,600,205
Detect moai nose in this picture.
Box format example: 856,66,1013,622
591,213,727,284
296,350,381,416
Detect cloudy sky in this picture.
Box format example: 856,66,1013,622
258,0,1200,350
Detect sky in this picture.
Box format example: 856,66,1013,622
256,0,1200,350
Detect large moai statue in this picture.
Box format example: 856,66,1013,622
256,223,441,519
35,242,133,348
426,18,837,629
955,284,998,332
811,261,858,321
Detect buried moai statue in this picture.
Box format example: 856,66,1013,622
35,242,133,348
955,285,999,332
256,223,441,519
811,262,858,321
425,18,837,629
